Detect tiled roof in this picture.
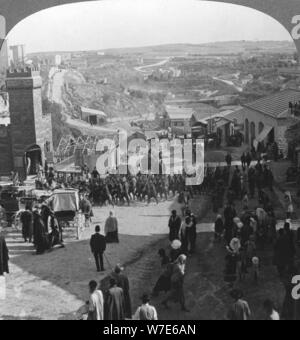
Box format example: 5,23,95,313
244,88,300,118
191,104,220,122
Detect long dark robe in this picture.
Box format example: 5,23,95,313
153,261,172,294
110,272,132,318
104,286,125,320
224,254,237,283
0,236,9,275
33,213,49,255
20,210,33,240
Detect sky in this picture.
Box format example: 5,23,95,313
6,0,293,53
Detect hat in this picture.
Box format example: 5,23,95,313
230,238,241,253
140,293,150,303
237,222,243,229
171,239,182,250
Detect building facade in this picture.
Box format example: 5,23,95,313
227,89,300,155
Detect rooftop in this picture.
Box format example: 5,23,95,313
192,104,220,122
81,106,107,117
244,88,300,118
165,105,195,120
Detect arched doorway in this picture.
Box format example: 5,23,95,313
25,144,42,176
245,119,249,144
250,122,256,145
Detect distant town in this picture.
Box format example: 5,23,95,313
1,40,300,166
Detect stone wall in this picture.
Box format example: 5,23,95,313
7,85,38,176
5,68,54,176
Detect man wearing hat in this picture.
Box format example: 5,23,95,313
168,210,181,242
90,225,106,272
133,293,158,320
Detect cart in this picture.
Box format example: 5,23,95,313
0,187,20,228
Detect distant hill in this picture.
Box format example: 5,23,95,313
101,41,296,56
28,40,296,58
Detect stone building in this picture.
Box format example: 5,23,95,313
0,67,53,178
227,89,300,155
162,106,195,136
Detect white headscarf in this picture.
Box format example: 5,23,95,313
229,238,241,253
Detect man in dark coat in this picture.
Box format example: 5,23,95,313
110,265,132,319
225,153,232,167
104,278,125,320
20,205,33,243
168,210,181,241
90,225,106,272
241,153,246,170
224,203,237,244
246,152,252,168
0,235,9,276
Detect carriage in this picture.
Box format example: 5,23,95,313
46,189,85,240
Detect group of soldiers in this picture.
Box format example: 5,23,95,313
42,165,230,207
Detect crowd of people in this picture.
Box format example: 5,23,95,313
19,203,65,255
81,246,158,320
213,157,300,320
1,148,300,320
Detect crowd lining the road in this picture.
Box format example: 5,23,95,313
1,150,300,319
